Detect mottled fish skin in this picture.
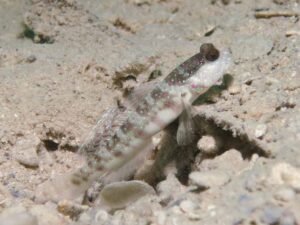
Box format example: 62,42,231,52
36,43,231,202
96,43,231,171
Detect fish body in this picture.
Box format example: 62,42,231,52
36,43,231,202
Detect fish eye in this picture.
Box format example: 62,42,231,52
200,43,220,62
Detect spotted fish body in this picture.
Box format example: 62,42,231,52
37,43,231,202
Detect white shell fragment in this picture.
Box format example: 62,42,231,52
254,124,268,139
99,180,156,210
197,135,219,155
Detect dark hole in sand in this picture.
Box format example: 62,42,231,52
147,74,267,186
43,139,59,151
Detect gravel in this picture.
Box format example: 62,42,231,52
0,0,299,224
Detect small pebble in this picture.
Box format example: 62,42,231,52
260,204,283,225
270,163,300,191
179,200,197,213
16,156,39,168
77,207,106,225
274,186,296,202
197,135,219,155
285,30,300,37
197,149,245,175
228,85,241,95
265,76,280,85
57,200,88,219
94,210,110,223
255,124,267,139
109,210,145,225
189,170,230,189
127,195,161,217
25,55,36,63
12,135,40,168
279,210,297,225
33,35,41,43
99,180,155,210
77,212,92,224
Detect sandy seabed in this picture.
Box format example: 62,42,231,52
0,0,300,224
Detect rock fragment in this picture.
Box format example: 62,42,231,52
279,210,297,225
25,55,36,63
260,204,283,225
197,149,246,175
228,84,241,95
12,134,40,168
57,200,88,219
16,155,39,169
189,170,230,189
179,200,198,213
77,209,111,225
269,162,300,191
99,180,156,210
197,135,219,155
260,204,297,225
274,186,296,202
255,124,268,139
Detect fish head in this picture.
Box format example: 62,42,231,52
188,43,231,91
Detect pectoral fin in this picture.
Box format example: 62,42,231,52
176,100,195,146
